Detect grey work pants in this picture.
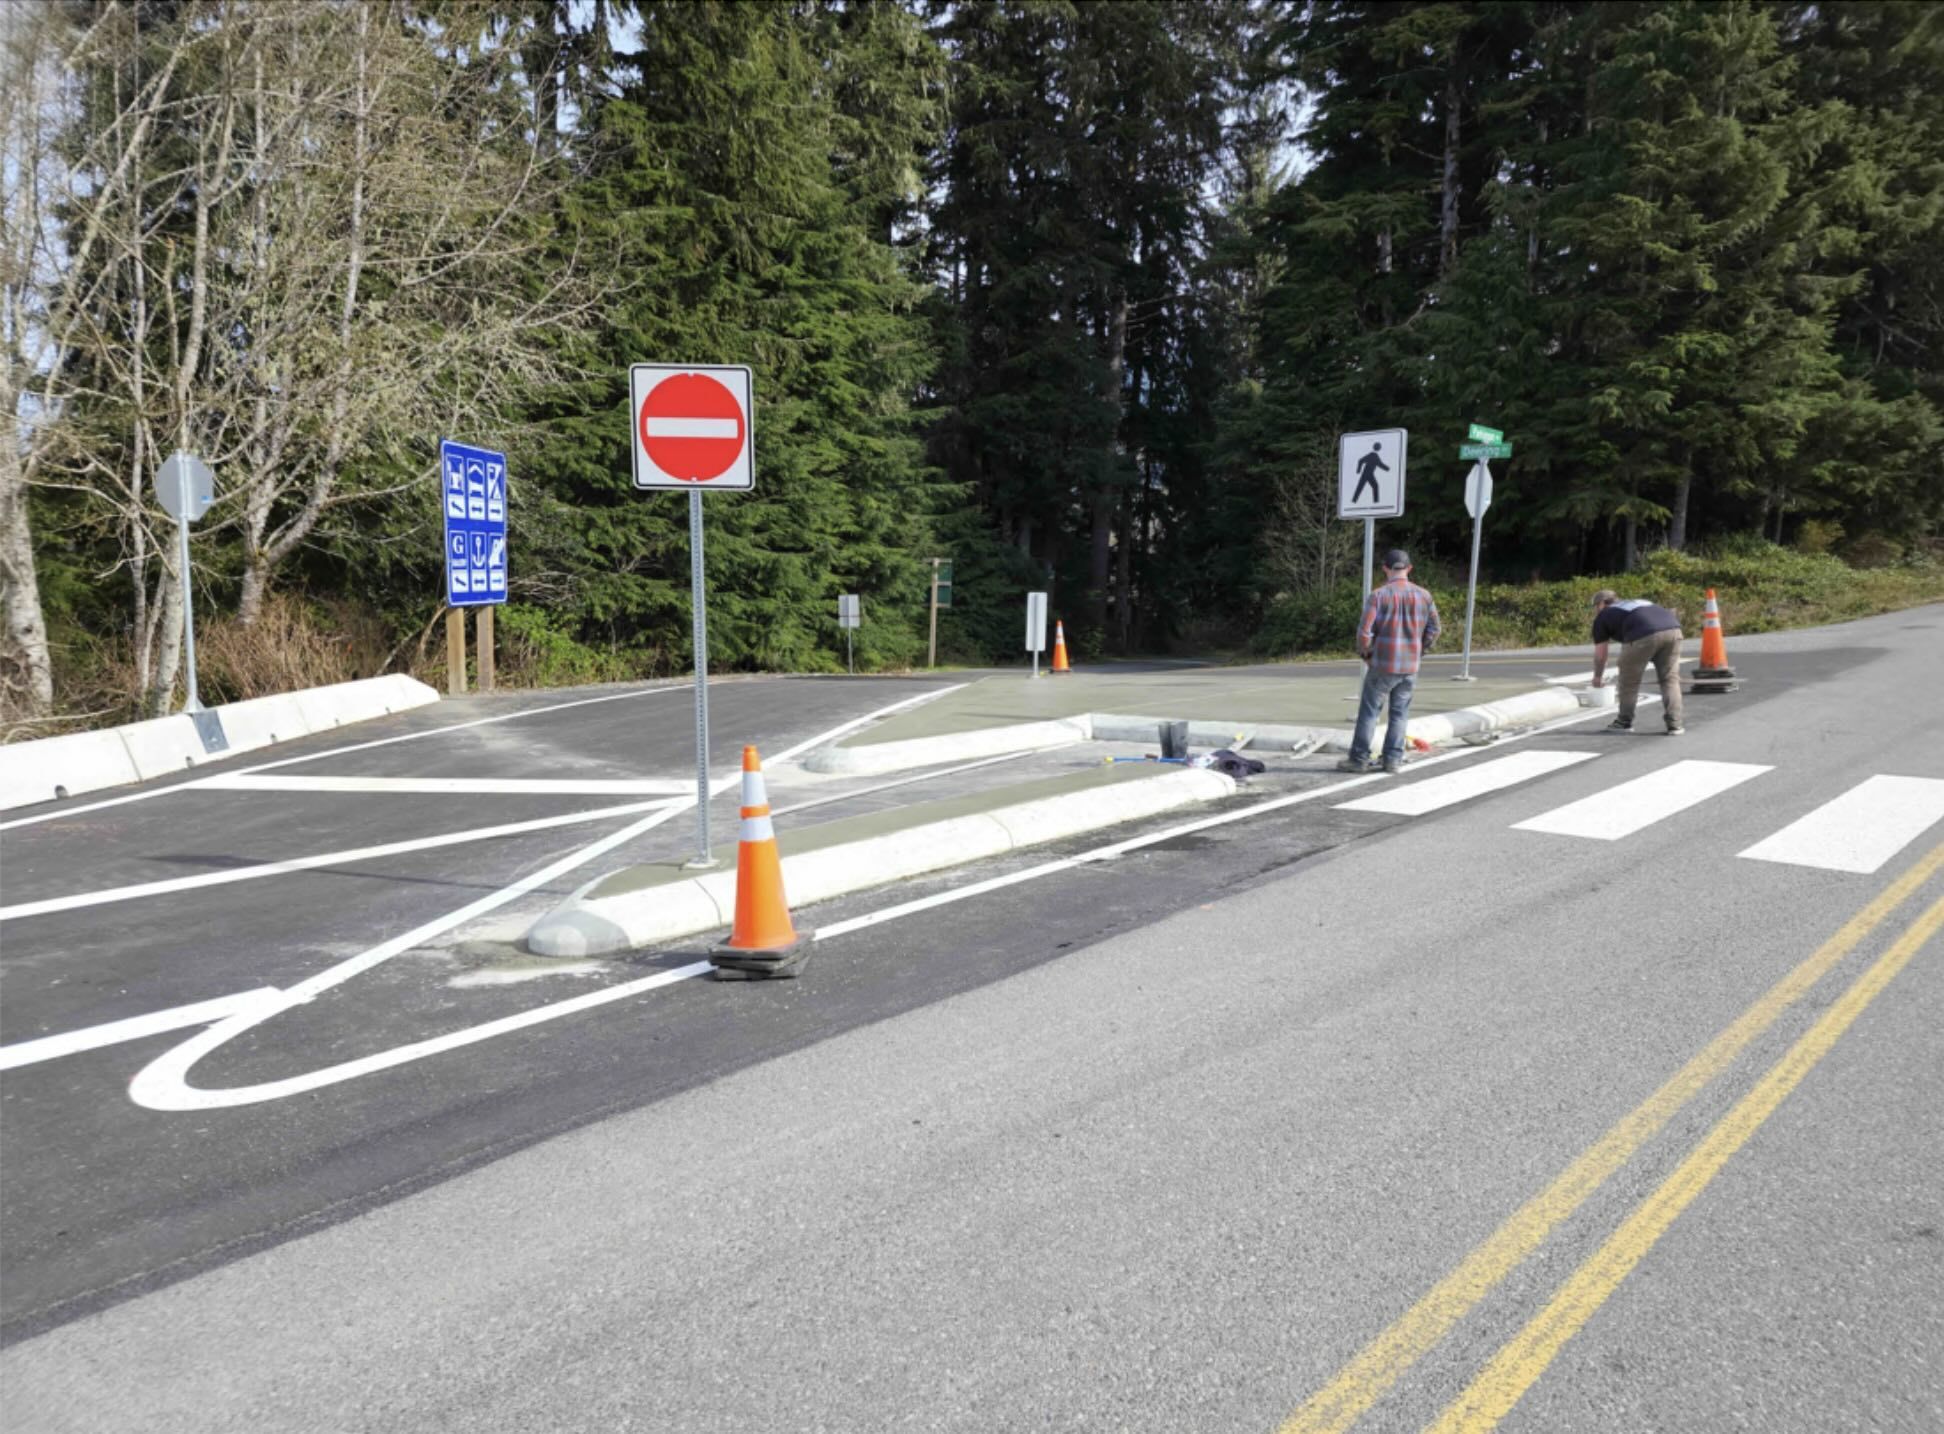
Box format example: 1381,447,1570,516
1618,627,1684,729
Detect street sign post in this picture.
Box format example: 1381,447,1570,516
1339,428,1408,593
1456,460,1496,682
440,439,509,697
1458,441,1512,460
838,593,860,674
1025,591,1048,678
927,558,953,668
155,452,216,712
1467,422,1503,444
629,364,758,867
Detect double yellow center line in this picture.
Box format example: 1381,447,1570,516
1280,842,1944,1434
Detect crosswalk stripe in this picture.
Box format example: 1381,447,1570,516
1513,759,1771,841
1738,775,1944,874
1336,751,1602,816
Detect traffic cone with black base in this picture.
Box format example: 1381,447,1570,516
710,746,805,980
1051,620,1071,674
1689,589,1739,694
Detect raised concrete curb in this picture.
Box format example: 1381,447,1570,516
526,765,1237,957
1089,713,1339,753
801,716,1092,776
1402,686,1581,746
0,674,440,811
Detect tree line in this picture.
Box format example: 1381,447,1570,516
4,0,1939,725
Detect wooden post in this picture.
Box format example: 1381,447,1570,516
446,607,466,695
476,605,495,692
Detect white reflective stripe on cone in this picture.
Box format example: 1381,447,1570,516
740,815,776,842
742,770,768,807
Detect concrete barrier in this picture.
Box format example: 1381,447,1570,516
1403,686,1582,746
0,674,440,812
0,729,142,810
526,766,1234,957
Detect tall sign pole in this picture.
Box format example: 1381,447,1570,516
687,488,713,863
630,363,756,870
1455,425,1509,683
155,453,216,713
928,558,940,669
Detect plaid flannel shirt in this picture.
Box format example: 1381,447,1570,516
1358,578,1442,675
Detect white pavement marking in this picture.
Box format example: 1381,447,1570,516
0,989,279,1072
0,681,697,831
0,799,682,921
1335,750,1602,817
1513,758,1771,841
198,774,694,796
115,685,963,1107
1737,774,1944,874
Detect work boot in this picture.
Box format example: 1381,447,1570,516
1665,723,1685,736
1605,718,1633,733
1336,756,1373,773
1382,757,1404,775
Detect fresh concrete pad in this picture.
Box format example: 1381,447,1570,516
525,762,1235,957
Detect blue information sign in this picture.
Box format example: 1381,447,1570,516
440,439,508,606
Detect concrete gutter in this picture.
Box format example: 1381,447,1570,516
0,673,440,811
526,764,1236,957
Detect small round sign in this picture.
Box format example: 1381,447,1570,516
638,372,747,482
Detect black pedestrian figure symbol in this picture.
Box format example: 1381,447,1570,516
1353,442,1388,504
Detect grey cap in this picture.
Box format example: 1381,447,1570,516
1382,548,1411,570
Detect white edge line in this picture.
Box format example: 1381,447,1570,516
0,683,690,831
0,988,280,1072
0,798,684,922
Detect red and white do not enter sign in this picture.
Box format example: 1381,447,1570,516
629,363,755,491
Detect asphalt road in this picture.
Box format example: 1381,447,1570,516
3,608,1942,1432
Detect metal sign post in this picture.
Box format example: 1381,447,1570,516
838,594,861,674
155,453,216,713
686,489,714,867
1362,519,1375,596
628,363,757,872
1025,591,1048,678
1457,460,1494,682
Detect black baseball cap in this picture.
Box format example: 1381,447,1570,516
1382,548,1412,570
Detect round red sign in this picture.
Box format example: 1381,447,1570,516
638,372,747,482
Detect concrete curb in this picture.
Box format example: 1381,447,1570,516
0,674,440,811
800,716,1092,776
1402,686,1582,745
525,765,1237,957
1089,713,1340,753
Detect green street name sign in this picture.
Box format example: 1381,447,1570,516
1467,422,1504,443
1459,441,1513,459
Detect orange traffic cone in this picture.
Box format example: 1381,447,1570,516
1051,620,1071,674
1691,588,1738,693
712,746,802,978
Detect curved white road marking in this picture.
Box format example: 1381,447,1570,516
121,685,962,1109
0,988,280,1072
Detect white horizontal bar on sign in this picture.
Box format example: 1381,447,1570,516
1738,774,1944,874
1513,759,1770,841
197,774,693,797
642,417,739,439
1336,750,1601,816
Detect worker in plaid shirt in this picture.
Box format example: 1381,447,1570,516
1340,548,1441,775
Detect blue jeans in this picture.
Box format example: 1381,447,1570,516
1351,669,1416,765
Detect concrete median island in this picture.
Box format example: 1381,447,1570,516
803,662,1598,778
